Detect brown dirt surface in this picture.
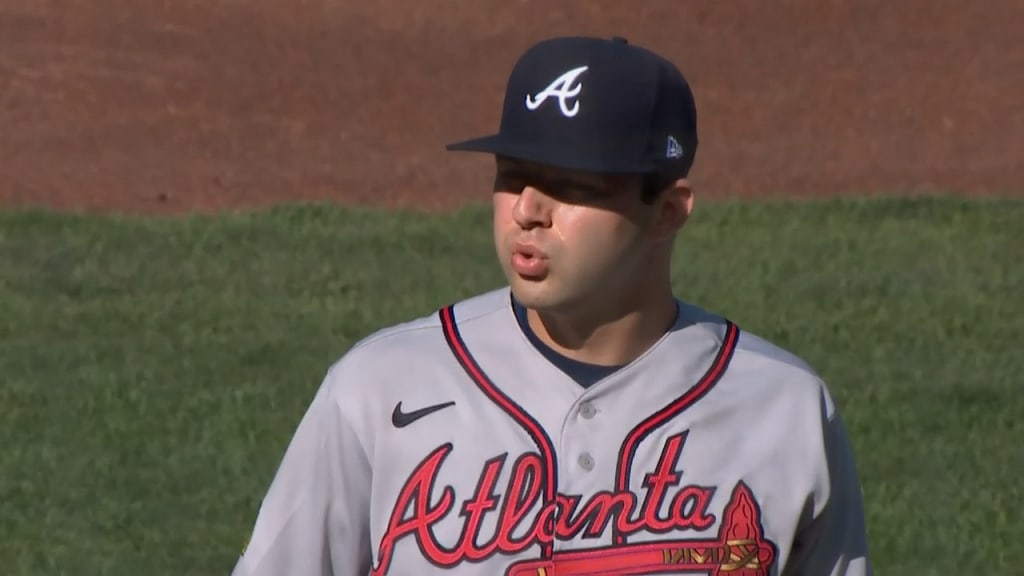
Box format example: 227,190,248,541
2,0,1022,215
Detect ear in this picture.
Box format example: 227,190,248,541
651,178,694,241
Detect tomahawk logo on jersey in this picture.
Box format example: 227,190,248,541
231,289,871,576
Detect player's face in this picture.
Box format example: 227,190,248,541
492,156,675,314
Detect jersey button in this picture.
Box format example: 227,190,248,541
579,402,597,419
578,452,595,471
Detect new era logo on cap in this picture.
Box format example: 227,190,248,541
667,135,684,159
447,35,698,179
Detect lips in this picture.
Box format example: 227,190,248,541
511,242,549,278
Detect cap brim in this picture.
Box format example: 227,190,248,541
446,134,655,174
445,134,506,154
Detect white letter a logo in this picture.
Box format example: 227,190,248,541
525,66,589,118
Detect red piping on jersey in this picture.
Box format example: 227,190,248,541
439,305,558,559
613,320,740,546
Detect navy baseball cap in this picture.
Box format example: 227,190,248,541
446,35,698,179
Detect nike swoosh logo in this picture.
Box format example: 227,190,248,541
392,401,456,428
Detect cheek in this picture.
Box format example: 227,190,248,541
492,193,507,218
492,191,512,221
492,194,517,250
559,208,644,266
492,192,520,224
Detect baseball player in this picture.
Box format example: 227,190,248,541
231,36,872,576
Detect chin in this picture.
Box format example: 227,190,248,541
508,278,573,312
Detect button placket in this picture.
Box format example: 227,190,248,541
577,452,595,471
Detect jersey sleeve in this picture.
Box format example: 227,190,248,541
784,388,873,576
230,367,372,576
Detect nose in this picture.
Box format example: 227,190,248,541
512,186,552,230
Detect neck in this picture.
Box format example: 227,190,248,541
525,283,678,366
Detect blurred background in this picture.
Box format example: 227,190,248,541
1,2,1021,575
2,0,1022,214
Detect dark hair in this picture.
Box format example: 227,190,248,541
641,172,678,204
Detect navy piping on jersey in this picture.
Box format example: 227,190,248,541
512,296,626,388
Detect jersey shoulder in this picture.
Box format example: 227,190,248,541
676,299,839,419
320,287,510,392
731,322,839,419
342,287,508,355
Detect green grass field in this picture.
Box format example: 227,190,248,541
1,197,1021,575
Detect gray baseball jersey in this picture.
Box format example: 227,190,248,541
231,287,872,575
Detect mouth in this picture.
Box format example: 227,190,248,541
510,242,549,279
